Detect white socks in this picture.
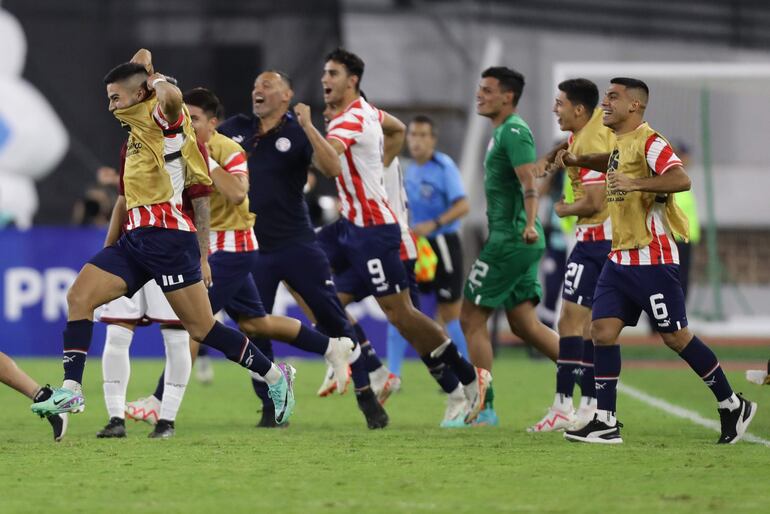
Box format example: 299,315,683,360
101,324,133,419
159,328,191,422
579,396,597,410
553,393,573,412
718,393,740,411
262,364,283,385
595,409,617,426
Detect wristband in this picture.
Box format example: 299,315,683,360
150,77,167,89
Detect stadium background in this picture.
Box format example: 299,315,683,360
2,0,770,357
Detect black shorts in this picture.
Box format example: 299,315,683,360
419,232,464,303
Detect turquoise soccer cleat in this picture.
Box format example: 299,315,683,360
472,406,500,427
440,413,471,428
31,386,84,417
268,363,296,425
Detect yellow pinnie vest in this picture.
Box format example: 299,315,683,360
567,108,615,226
114,96,212,210
606,122,689,251
207,131,255,231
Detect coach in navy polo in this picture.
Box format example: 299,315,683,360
218,70,385,428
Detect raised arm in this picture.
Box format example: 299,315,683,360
294,103,341,178
130,48,183,122
557,150,611,173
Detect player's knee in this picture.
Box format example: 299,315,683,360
590,322,614,346
66,284,95,314
238,317,268,338
660,328,692,353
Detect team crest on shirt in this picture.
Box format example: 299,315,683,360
232,135,244,143
275,137,291,152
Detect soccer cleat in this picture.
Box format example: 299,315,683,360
47,413,69,442
325,337,355,395
440,412,471,428
268,363,296,425
125,396,161,425
464,367,492,424
573,397,597,431
472,406,500,427
564,414,623,444
96,417,127,438
31,386,84,417
33,386,69,442
356,388,389,429
195,355,215,385
148,419,175,439
527,407,575,433
317,365,351,397
717,394,757,444
371,370,401,405
745,370,769,385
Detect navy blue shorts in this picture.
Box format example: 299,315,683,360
317,219,408,298
89,227,201,295
562,240,612,307
592,260,688,333
207,250,266,320
335,259,420,308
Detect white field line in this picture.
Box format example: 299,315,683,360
618,382,770,447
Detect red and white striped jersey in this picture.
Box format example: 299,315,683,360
383,157,418,261
608,131,684,266
124,104,195,232
326,98,398,228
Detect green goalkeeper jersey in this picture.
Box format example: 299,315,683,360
483,113,544,248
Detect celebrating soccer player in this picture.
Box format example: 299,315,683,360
30,49,297,428
559,78,756,444
461,67,560,425
299,48,482,418
527,78,615,433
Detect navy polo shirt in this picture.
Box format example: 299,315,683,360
218,112,315,252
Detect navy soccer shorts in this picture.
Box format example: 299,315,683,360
207,250,266,320
90,227,202,295
317,219,409,298
561,240,612,308
592,260,688,333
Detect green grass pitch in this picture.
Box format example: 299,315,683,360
1,352,768,514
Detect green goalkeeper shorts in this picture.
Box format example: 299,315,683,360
463,238,544,310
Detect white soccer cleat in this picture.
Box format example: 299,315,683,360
746,369,770,385
442,386,468,425
573,397,597,430
527,406,576,433
195,355,215,385
317,365,351,397
464,367,492,424
325,337,355,395
370,367,401,405
125,395,161,425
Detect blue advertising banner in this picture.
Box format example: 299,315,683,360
0,228,428,359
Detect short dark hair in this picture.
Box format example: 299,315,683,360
103,62,148,85
325,47,365,91
410,114,437,137
262,69,293,89
481,67,525,106
558,78,599,112
610,77,650,99
183,87,224,120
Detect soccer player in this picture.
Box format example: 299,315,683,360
560,77,756,444
1,353,67,441
125,87,356,431
527,78,615,432
461,67,560,425
399,115,471,367
305,47,481,415
30,49,296,428
97,124,208,439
